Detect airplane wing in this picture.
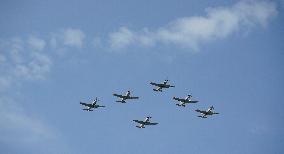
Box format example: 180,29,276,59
129,96,139,99
80,102,90,107
133,120,144,124
185,100,199,104
113,93,124,98
173,97,185,102
146,122,158,125
195,109,206,114
150,82,162,87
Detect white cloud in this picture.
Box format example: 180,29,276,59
0,97,55,143
49,28,86,54
28,36,46,51
63,28,85,48
0,28,86,91
108,0,277,50
9,38,24,64
13,53,52,80
0,37,53,91
109,27,135,49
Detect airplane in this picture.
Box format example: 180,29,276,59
150,79,175,92
133,116,158,128
113,91,139,103
173,94,198,107
80,97,105,111
195,106,219,118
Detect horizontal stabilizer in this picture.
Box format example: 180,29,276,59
83,109,93,111
136,126,145,128
198,116,207,118
153,89,162,92
176,104,185,107
116,100,126,103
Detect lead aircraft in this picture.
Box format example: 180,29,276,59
150,79,175,92
195,106,219,118
113,91,139,103
133,116,158,128
80,97,105,111
173,94,198,107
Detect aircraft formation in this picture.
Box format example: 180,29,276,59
80,79,219,128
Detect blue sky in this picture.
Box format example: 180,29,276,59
0,0,283,153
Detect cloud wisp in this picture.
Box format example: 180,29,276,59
0,28,87,91
108,0,277,50
50,28,86,49
27,36,46,51
0,37,52,91
0,97,55,144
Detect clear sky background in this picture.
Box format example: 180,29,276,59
0,0,283,154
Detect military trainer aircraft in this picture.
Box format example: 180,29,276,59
150,79,175,92
113,91,139,103
133,116,158,128
195,106,219,118
173,94,198,107
80,97,105,111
